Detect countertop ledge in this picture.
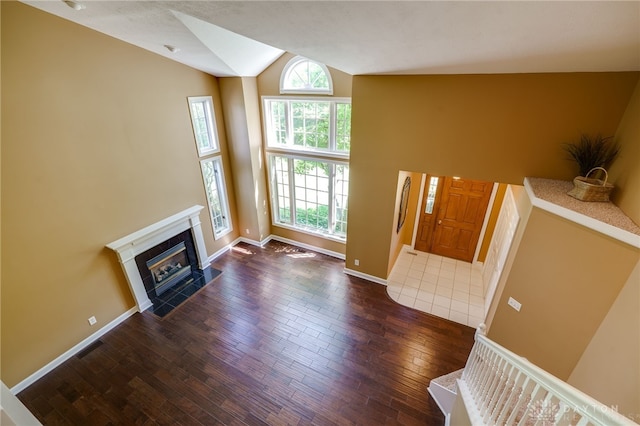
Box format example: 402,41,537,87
524,177,640,249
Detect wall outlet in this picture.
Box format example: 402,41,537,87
245,228,250,235
88,316,97,326
354,259,360,266
507,297,522,312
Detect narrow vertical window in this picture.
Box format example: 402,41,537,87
425,177,439,214
333,164,349,235
272,156,292,223
188,96,219,157
200,157,232,239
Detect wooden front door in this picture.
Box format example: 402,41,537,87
430,177,493,262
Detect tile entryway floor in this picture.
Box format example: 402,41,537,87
387,247,485,328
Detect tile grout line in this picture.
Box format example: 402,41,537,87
387,249,486,327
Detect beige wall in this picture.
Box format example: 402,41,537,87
486,83,640,385
568,260,640,419
1,2,239,386
487,208,639,379
257,53,353,255
347,73,638,279
564,85,640,418
387,171,421,272
609,81,640,225
0,1,3,385
219,77,270,243
403,173,422,248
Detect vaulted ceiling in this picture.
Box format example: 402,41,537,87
21,1,640,77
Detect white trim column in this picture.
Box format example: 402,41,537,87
188,214,211,270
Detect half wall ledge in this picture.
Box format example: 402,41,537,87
524,177,640,249
106,205,211,312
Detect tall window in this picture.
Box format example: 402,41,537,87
425,177,439,214
187,96,232,240
188,96,219,157
263,58,350,241
200,157,232,239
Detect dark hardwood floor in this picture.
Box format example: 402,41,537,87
18,241,475,425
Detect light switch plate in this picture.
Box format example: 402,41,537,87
508,297,522,312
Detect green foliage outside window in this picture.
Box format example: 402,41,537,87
292,101,330,150
336,103,351,152
296,205,329,230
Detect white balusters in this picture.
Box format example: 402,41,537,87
457,325,636,426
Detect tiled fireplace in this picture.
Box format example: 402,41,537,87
106,206,211,312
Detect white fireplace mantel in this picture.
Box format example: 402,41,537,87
106,205,211,312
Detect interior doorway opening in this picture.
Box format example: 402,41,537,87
388,170,517,327
414,175,495,263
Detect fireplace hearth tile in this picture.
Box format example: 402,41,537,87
178,283,201,298
148,267,222,318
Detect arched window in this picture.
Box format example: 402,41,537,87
280,56,333,95
266,56,349,240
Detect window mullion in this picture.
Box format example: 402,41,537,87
328,163,335,234
329,102,337,152
206,101,214,148
287,157,296,225
286,100,293,148
214,160,228,230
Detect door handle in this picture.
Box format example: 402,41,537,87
438,220,442,225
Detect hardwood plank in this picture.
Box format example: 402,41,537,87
18,241,475,425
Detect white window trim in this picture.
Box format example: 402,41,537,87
188,96,220,157
200,157,233,240
280,56,334,95
262,96,351,158
272,222,347,244
267,153,348,241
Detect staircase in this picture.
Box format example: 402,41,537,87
428,368,463,417
429,325,638,426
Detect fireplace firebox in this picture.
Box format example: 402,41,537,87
134,229,199,302
146,242,192,295
129,227,220,317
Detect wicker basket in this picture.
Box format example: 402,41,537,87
567,167,614,202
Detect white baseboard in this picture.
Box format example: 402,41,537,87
237,236,271,247
10,307,138,395
268,235,345,260
209,235,345,263
206,235,269,264
207,242,233,264
226,235,384,286
343,268,387,285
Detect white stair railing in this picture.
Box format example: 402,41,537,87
457,325,637,426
